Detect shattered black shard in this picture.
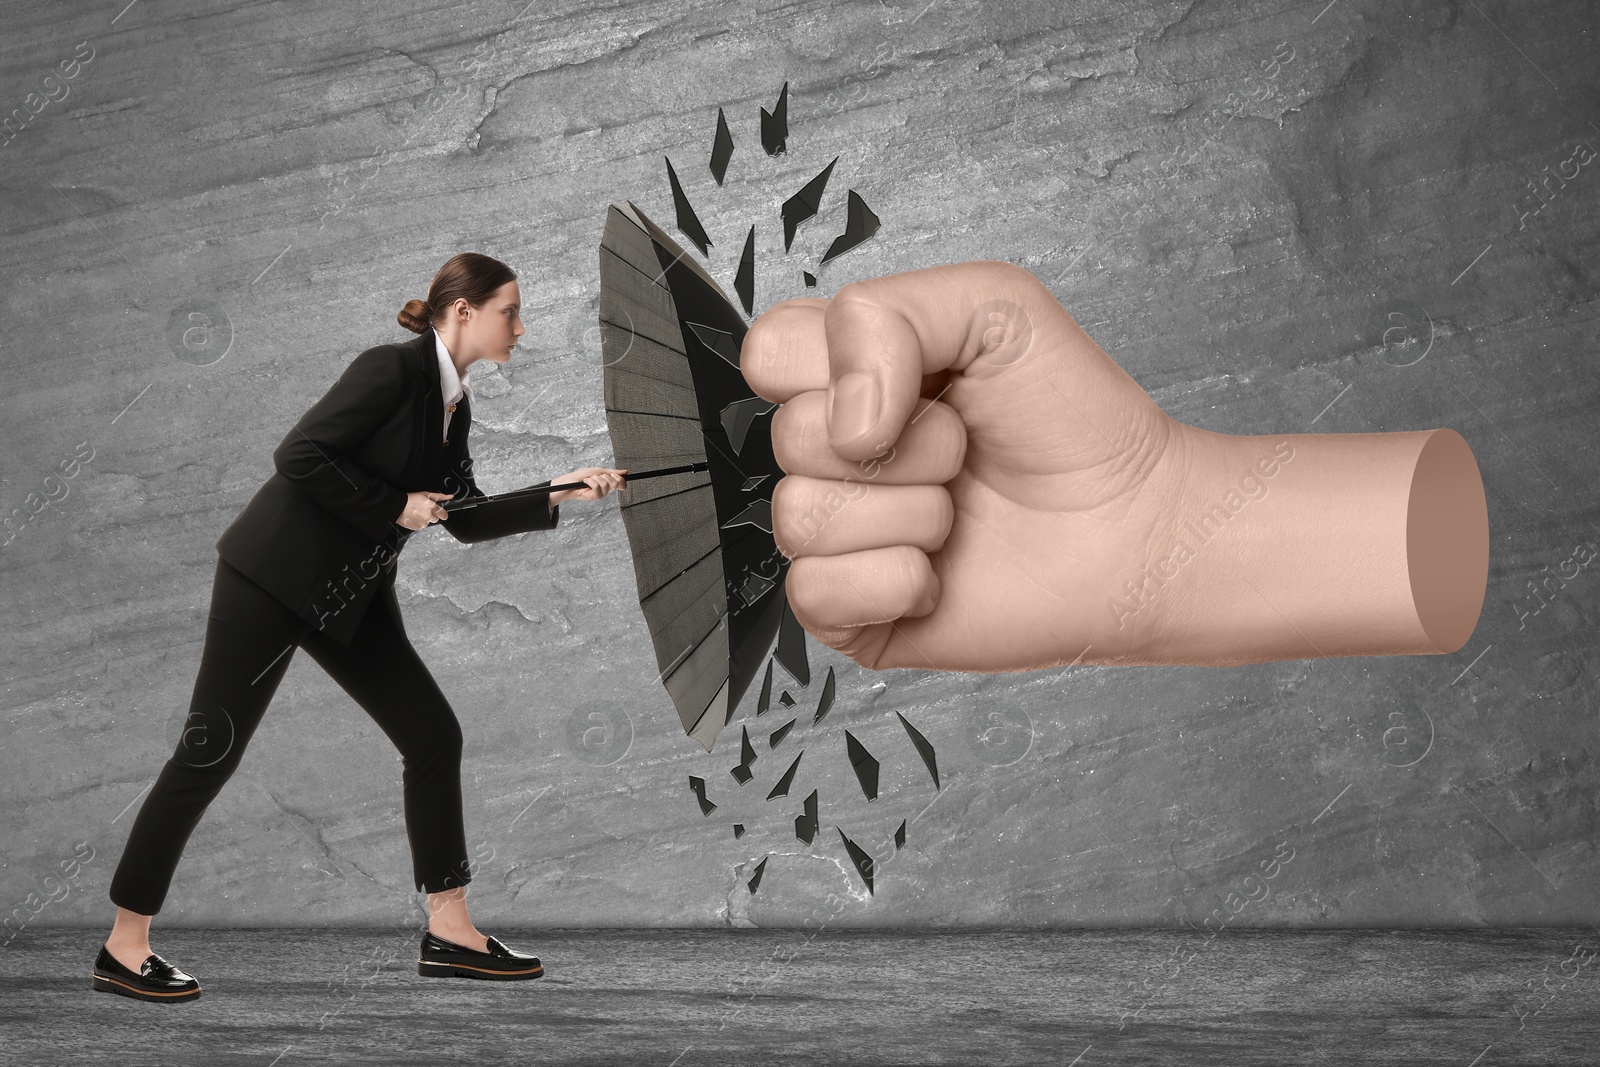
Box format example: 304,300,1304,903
685,320,741,369
769,717,797,748
811,665,836,726
735,569,776,607
665,155,712,256
766,751,803,800
837,825,875,895
775,596,811,686
795,788,819,844
757,658,774,715
779,690,795,708
894,818,906,849
689,775,717,815
720,395,777,455
820,189,881,266
748,855,768,893
742,474,771,492
781,157,837,252
803,271,817,287
735,224,755,316
897,711,940,790
760,81,789,155
722,498,773,534
730,725,758,784
844,730,879,801
734,822,747,839
710,106,734,184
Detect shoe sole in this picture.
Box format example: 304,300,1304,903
416,958,543,980
92,972,202,1002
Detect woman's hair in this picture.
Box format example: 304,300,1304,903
397,252,517,334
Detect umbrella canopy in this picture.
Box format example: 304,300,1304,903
597,200,791,752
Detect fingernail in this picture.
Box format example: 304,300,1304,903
830,372,879,445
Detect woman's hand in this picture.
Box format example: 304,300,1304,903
396,490,453,530
551,467,628,505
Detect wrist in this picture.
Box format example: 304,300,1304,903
1137,424,1488,664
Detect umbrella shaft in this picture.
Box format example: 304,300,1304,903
442,461,710,511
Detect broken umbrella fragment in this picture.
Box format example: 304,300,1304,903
689,775,716,816
896,711,940,790
766,751,803,800
781,156,837,252
757,658,773,715
768,716,796,749
820,189,881,266
811,665,836,726
664,156,712,256
837,826,875,895
735,224,755,316
774,597,811,686
795,788,819,844
710,106,734,184
844,730,880,801
760,81,788,156
730,725,758,785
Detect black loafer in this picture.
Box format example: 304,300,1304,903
92,944,202,1002
417,930,543,980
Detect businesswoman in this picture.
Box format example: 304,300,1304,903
94,252,626,1001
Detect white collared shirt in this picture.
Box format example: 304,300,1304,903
434,334,474,442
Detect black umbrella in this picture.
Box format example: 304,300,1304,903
590,199,791,752
442,203,791,752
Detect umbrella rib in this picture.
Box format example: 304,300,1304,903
619,479,712,510
598,313,686,356
605,407,702,422
599,243,673,292
638,541,723,604
656,599,735,688
602,359,699,395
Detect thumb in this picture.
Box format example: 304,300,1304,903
823,260,1038,461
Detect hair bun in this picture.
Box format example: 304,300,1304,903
397,297,434,334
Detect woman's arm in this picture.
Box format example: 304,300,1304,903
438,461,560,544
272,347,410,543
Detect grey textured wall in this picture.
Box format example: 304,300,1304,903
1,0,1595,932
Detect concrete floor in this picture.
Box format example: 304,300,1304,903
5,927,1598,1065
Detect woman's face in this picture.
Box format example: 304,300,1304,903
454,279,525,364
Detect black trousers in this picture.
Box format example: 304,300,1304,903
108,556,472,915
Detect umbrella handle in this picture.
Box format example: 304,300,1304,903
441,461,710,512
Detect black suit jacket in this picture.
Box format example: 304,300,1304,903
215,327,560,646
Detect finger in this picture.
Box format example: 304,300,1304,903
785,545,940,630
773,476,953,559
824,260,1044,460
742,299,831,403
771,391,965,482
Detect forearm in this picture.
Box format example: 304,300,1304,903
441,480,559,543
1137,424,1489,665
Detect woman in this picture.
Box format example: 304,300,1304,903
94,253,627,1001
